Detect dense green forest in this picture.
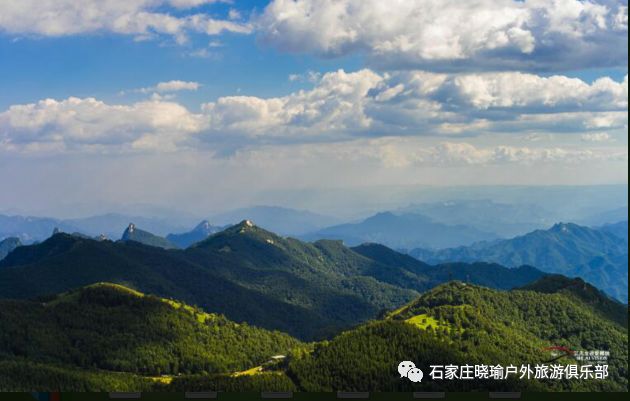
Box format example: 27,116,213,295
286,278,627,391
0,277,626,392
0,223,544,340
0,283,300,391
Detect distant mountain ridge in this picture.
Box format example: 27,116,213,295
0,222,545,340
210,206,339,236
166,220,223,248
0,237,21,261
121,223,178,249
398,199,553,238
303,211,499,250
599,220,628,241
0,213,191,243
410,222,628,302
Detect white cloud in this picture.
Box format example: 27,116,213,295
202,69,383,138
228,9,242,21
581,132,612,141
0,97,206,152
230,137,628,171
434,72,628,111
1,69,627,154
288,70,322,83
0,0,251,42
168,0,224,8
257,0,628,71
138,80,202,93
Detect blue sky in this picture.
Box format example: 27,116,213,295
0,0,627,217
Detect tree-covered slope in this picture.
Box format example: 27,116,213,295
411,222,629,302
0,222,545,340
0,283,300,376
287,279,628,392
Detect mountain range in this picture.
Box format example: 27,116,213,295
0,213,190,243
210,206,339,236
303,212,499,250
397,199,553,238
0,221,546,340
121,223,178,249
410,222,629,302
166,220,223,248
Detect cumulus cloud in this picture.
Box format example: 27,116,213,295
0,97,206,152
1,69,627,154
0,0,251,42
201,69,628,140
202,69,383,138
257,0,628,71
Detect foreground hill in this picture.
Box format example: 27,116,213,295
285,278,628,392
0,283,300,391
303,212,498,250
0,222,544,340
0,277,625,392
411,222,628,302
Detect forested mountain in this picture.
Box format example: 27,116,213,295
121,223,178,249
0,283,300,391
410,222,629,302
3,276,623,392
286,278,628,392
0,237,21,261
166,220,222,248
0,222,544,340
303,212,498,249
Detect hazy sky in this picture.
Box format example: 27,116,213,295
0,0,627,217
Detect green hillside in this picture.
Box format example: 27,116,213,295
0,283,300,391
0,278,626,392
286,278,628,392
0,222,545,340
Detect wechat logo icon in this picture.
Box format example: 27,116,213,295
398,361,423,382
